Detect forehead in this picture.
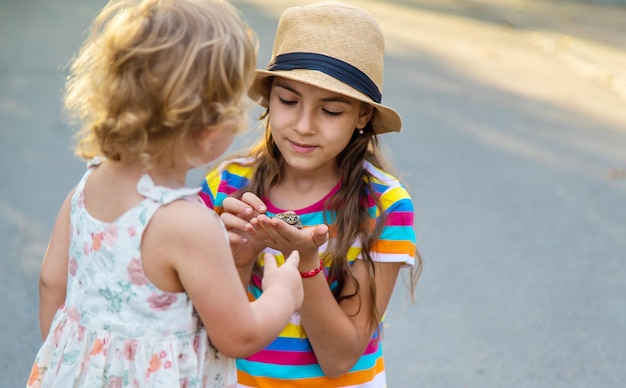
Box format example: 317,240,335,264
271,77,356,104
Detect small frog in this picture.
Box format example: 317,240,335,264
273,212,303,229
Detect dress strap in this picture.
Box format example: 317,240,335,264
73,157,103,199
86,156,105,169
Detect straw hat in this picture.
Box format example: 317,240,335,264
249,1,402,134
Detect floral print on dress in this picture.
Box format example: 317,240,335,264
27,158,236,387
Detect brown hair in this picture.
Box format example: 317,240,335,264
65,0,257,168
245,110,422,332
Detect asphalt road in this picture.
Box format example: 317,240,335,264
1,1,625,387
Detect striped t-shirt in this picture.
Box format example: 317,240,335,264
201,157,416,388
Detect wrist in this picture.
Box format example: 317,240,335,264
300,259,325,278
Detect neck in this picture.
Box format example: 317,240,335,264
281,164,339,193
268,164,339,210
148,167,188,188
118,157,190,188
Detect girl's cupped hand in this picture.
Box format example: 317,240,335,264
251,214,329,269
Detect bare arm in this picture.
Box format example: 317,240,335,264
299,258,402,377
246,214,403,377
142,201,303,358
39,190,73,340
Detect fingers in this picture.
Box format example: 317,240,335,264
312,224,329,247
222,193,267,220
241,192,267,214
259,215,297,236
252,215,327,253
221,212,254,233
226,230,247,245
263,252,278,271
253,214,279,234
254,213,273,224
221,197,253,219
283,250,301,268
264,251,301,270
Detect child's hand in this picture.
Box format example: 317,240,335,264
262,252,304,311
220,192,270,268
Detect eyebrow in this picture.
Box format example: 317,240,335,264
274,81,353,104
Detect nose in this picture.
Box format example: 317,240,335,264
293,106,316,135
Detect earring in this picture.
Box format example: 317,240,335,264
358,129,364,135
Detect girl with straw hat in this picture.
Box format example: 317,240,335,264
201,1,422,386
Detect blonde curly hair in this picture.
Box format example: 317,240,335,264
65,0,257,168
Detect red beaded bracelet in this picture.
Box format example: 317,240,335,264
300,259,324,278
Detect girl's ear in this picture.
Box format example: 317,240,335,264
356,103,374,129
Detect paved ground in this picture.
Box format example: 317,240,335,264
1,0,625,386
408,0,626,101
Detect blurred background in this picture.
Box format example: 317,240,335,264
1,0,625,387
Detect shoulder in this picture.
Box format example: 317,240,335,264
206,156,256,184
363,161,414,212
141,199,231,287
201,156,256,207
203,157,254,193
149,199,223,244
144,200,229,271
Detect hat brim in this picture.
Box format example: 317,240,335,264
249,69,402,134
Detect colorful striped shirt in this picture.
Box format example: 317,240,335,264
201,157,416,388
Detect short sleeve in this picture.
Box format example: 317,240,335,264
200,157,255,213
370,183,417,267
200,168,220,210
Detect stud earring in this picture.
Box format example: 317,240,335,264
358,129,364,135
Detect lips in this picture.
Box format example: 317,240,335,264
289,140,317,154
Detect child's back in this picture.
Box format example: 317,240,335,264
30,158,233,386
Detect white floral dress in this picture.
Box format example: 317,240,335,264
27,159,236,387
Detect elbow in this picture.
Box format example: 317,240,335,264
324,369,348,379
321,359,358,379
210,331,270,359
39,272,65,294
319,341,368,378
216,345,257,359
39,276,65,302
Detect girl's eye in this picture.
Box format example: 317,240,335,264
323,108,342,116
278,97,296,105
